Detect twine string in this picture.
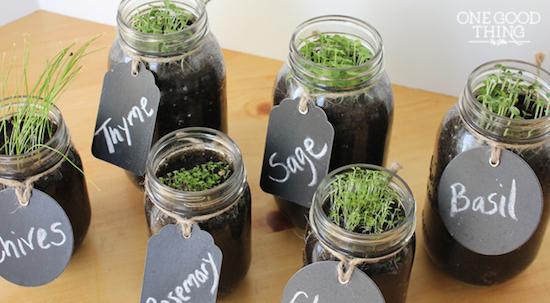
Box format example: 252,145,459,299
0,154,66,207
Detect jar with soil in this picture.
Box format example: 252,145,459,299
110,0,227,186
304,164,416,303
423,60,550,285
0,99,92,251
144,127,251,295
273,15,393,228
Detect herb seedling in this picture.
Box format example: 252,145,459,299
132,0,194,34
299,32,372,88
328,167,405,234
476,64,550,120
0,39,95,156
159,161,232,191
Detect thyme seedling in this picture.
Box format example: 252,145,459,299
159,161,232,191
476,64,550,120
328,167,405,234
132,0,194,34
0,39,95,156
299,32,373,88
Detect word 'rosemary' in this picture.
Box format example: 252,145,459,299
159,161,232,191
0,40,94,156
328,167,405,234
476,64,549,119
132,0,194,34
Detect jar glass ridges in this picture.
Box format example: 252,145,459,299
0,99,91,251
305,164,416,303
144,127,251,294
273,15,393,228
423,60,550,285
111,0,227,186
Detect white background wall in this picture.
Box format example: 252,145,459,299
3,0,550,96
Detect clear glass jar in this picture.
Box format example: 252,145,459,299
273,15,393,228
110,0,227,186
423,60,550,285
144,127,251,294
0,99,92,251
305,164,416,303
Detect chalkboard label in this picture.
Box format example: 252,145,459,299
438,147,543,256
141,224,222,303
92,61,160,175
260,99,334,207
281,261,385,303
0,189,74,287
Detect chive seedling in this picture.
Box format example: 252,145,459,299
299,32,373,88
328,167,405,234
159,161,232,191
475,64,550,120
0,39,95,156
131,0,194,34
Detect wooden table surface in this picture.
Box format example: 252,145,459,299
1,11,549,303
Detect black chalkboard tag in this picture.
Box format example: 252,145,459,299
260,99,334,207
140,224,222,303
281,261,385,303
92,61,160,175
0,189,74,287
438,147,543,256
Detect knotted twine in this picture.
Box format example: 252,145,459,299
309,162,407,285
144,175,240,239
0,155,65,207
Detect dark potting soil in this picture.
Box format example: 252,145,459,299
423,111,550,285
145,149,251,294
273,78,393,228
304,231,415,303
0,124,91,252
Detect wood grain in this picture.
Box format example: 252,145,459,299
0,11,549,303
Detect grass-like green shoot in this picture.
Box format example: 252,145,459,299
476,64,550,120
0,39,95,156
132,0,194,34
159,161,232,191
328,167,405,234
299,32,373,88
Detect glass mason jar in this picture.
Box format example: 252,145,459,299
110,0,227,186
273,15,393,228
305,164,416,303
144,127,251,294
0,99,92,251
423,60,550,285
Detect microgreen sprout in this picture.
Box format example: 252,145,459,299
476,64,550,120
132,0,194,34
299,32,373,88
159,161,232,191
0,39,95,156
328,167,405,234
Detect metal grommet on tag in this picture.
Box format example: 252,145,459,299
131,59,140,77
489,146,501,167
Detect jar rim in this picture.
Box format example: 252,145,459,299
290,15,384,73
310,163,416,256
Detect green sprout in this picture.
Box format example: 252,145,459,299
476,64,550,120
0,39,95,156
328,167,405,234
159,161,232,191
131,0,194,34
299,32,373,88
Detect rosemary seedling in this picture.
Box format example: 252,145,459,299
476,64,550,120
328,167,405,234
132,0,194,34
0,39,95,156
299,32,372,88
159,161,232,191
